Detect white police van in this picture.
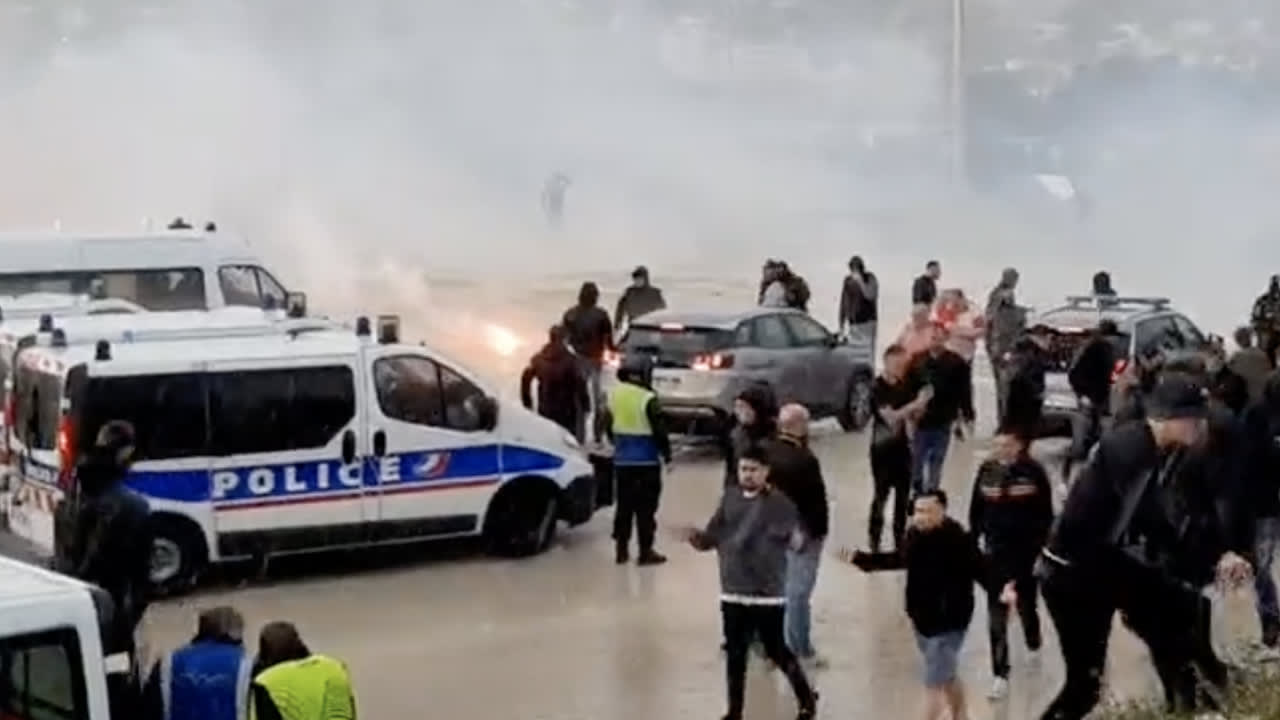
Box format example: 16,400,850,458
8,317,596,590
0,556,120,720
0,220,292,312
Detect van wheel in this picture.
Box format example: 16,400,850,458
486,484,559,558
149,516,206,595
838,373,873,432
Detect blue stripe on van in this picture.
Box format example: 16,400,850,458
25,444,567,505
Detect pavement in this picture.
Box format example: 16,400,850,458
8,420,1266,720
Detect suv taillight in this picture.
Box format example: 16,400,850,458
692,352,734,371
56,416,75,491
1110,358,1129,383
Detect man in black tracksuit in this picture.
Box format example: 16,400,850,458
1037,376,1251,719
968,428,1053,697
614,265,667,330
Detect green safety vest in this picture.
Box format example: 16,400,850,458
609,383,659,466
251,654,355,720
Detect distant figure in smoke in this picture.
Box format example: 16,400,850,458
1091,271,1117,308
542,172,571,227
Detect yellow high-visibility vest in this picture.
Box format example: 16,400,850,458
251,655,355,720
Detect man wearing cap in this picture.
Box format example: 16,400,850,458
1037,376,1251,719
1001,324,1053,443
613,266,666,331
143,607,252,720
985,268,1026,419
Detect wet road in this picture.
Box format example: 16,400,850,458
125,418,1263,720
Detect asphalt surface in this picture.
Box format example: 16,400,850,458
20,421,1249,720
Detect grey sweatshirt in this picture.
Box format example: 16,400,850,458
692,487,799,599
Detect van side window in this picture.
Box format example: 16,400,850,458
209,367,355,455
217,266,262,308
254,268,288,311
0,627,89,720
373,357,445,428
439,364,486,432
81,374,208,461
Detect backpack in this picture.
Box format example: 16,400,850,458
784,276,810,311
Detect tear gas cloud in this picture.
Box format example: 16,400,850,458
0,0,1277,353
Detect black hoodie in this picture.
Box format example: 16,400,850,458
562,282,614,361
520,333,588,433
1242,375,1280,519
723,383,779,487
614,284,666,328
904,517,985,637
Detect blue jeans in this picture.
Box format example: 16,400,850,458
911,428,951,495
1256,517,1280,641
785,538,824,658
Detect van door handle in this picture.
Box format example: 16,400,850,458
372,430,387,458
341,430,356,464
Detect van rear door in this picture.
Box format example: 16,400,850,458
7,353,70,554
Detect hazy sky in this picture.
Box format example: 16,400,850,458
2,0,1278,336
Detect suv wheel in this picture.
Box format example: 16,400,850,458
838,373,873,431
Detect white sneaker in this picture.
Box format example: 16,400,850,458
987,677,1009,700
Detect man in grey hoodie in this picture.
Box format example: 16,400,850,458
683,444,818,720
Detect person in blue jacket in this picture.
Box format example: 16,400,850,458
142,606,253,720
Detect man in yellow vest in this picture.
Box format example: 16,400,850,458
249,621,356,720
601,355,672,565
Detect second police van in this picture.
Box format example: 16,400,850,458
8,316,597,590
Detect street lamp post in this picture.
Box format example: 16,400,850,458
950,0,966,184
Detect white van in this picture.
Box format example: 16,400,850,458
1,305,328,464
0,556,118,720
8,318,596,590
0,224,291,312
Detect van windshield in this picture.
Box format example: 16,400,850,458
0,269,206,311
13,361,63,452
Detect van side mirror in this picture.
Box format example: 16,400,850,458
285,291,307,318
475,395,498,431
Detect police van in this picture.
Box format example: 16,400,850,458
0,221,292,312
0,556,121,720
8,317,596,590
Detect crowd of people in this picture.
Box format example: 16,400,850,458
49,251,1280,720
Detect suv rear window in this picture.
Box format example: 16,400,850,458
13,361,63,451
622,325,735,366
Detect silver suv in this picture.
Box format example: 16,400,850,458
602,308,875,436
1035,295,1205,437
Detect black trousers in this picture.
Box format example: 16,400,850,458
613,465,661,552
721,602,815,719
868,443,911,550
987,557,1042,678
1040,558,1209,719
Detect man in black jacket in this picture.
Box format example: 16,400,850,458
562,282,614,440
614,265,666,330
968,429,1053,700
1037,376,1251,719
912,260,940,306
769,404,830,666
1001,325,1052,443
838,255,878,351
1064,320,1120,477
520,325,589,437
910,325,975,494
58,421,152,648
1243,374,1280,652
